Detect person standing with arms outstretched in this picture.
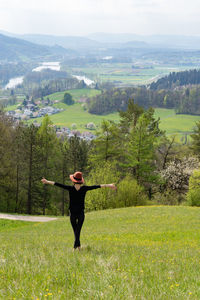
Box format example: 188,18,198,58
41,171,116,251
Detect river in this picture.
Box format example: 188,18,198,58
72,75,94,86
4,76,24,89
4,62,94,89
32,62,61,72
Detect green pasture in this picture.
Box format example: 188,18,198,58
44,88,101,102
69,63,196,86
30,104,200,138
0,206,200,299
32,103,119,129
154,108,200,138
5,87,200,137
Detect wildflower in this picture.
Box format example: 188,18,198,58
48,293,53,296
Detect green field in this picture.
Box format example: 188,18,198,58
68,63,198,86
1,206,200,299
5,88,200,137
44,89,101,102
32,103,200,138
33,103,120,130
154,108,200,138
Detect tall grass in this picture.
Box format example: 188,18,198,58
0,206,200,299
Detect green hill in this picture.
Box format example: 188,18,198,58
0,33,70,62
1,206,200,299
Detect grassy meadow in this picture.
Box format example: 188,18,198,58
68,64,197,86
5,88,200,136
1,206,200,299
154,108,200,139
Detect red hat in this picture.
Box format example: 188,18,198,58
70,171,84,184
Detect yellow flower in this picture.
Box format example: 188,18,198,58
48,293,52,296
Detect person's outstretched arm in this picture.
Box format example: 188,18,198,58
41,178,72,190
100,183,117,190
41,178,55,185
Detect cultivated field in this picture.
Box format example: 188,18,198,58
0,206,200,299
68,63,197,86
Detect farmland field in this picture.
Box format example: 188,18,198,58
0,206,200,299
68,63,198,86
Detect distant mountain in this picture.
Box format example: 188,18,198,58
6,33,102,50
2,30,200,53
88,33,200,50
0,33,74,62
87,33,143,44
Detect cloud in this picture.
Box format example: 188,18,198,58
0,0,200,35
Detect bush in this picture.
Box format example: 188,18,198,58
187,169,200,206
85,162,120,212
153,190,183,205
116,176,148,207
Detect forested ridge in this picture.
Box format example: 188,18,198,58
150,69,200,90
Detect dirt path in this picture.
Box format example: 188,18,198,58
0,213,57,222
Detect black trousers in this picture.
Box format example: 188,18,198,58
70,211,85,248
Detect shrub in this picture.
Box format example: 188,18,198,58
153,190,183,205
116,176,148,207
187,169,200,206
85,162,120,212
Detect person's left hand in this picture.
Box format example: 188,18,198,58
110,183,117,190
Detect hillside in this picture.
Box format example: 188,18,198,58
150,69,200,90
0,206,200,299
0,34,71,62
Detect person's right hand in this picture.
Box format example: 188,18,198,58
41,178,48,184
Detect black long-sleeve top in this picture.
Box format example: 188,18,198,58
54,182,101,213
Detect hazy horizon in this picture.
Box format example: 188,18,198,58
0,0,200,37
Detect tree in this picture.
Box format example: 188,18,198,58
187,169,200,206
121,108,163,186
119,99,144,133
21,124,40,214
37,115,59,215
63,93,74,105
161,157,199,194
68,135,90,173
190,121,200,158
0,110,15,212
89,120,120,165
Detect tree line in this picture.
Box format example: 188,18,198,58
1,100,200,215
150,69,200,90
87,85,200,115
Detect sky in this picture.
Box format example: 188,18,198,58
0,0,200,36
